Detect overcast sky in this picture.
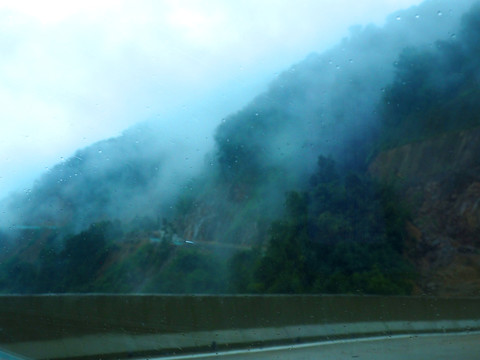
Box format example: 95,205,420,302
0,0,427,198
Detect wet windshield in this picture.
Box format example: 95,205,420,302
0,0,480,360
0,1,480,358
1,0,479,296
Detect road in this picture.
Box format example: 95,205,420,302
155,332,480,360
0,349,28,360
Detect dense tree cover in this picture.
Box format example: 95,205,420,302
214,96,302,206
0,159,414,295
0,221,227,294
229,156,414,295
381,4,480,148
144,248,226,293
215,105,269,185
5,4,480,296
0,222,116,293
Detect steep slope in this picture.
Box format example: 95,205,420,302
1,0,469,236
369,3,480,296
1,123,204,233
174,0,473,246
370,127,480,296
0,0,479,295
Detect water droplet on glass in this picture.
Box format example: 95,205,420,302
98,150,102,154
396,16,401,21
437,11,443,16
415,14,420,19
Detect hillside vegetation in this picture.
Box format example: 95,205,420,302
1,2,480,295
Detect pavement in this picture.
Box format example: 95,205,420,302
0,349,29,360
154,332,480,360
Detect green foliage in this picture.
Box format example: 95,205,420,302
253,219,311,293
60,221,118,291
145,248,227,294
0,216,232,294
36,244,64,293
214,108,266,186
0,258,38,294
380,6,480,149
227,248,261,292
92,239,174,292
230,156,414,295
461,3,480,58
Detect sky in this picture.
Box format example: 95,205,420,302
0,0,426,198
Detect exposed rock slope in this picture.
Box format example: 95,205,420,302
370,127,480,296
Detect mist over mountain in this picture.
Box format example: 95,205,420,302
214,0,469,184
2,0,480,295
0,0,476,233
0,122,206,232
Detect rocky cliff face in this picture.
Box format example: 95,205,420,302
369,127,480,296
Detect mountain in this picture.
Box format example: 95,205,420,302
368,3,480,295
0,122,204,233
370,128,480,296
0,0,470,233
1,0,480,295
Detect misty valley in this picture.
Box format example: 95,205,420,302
1,0,480,296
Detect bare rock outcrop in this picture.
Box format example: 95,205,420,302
370,128,480,296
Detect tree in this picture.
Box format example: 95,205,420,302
61,221,115,291
235,156,414,295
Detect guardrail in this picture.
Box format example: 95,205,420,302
1,295,480,359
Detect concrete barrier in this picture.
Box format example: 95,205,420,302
1,295,480,359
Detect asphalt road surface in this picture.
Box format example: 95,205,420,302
157,332,480,360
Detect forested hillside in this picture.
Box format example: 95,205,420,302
1,1,480,295
381,3,480,148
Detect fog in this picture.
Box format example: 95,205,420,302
0,0,477,232
214,0,475,191
0,0,426,197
